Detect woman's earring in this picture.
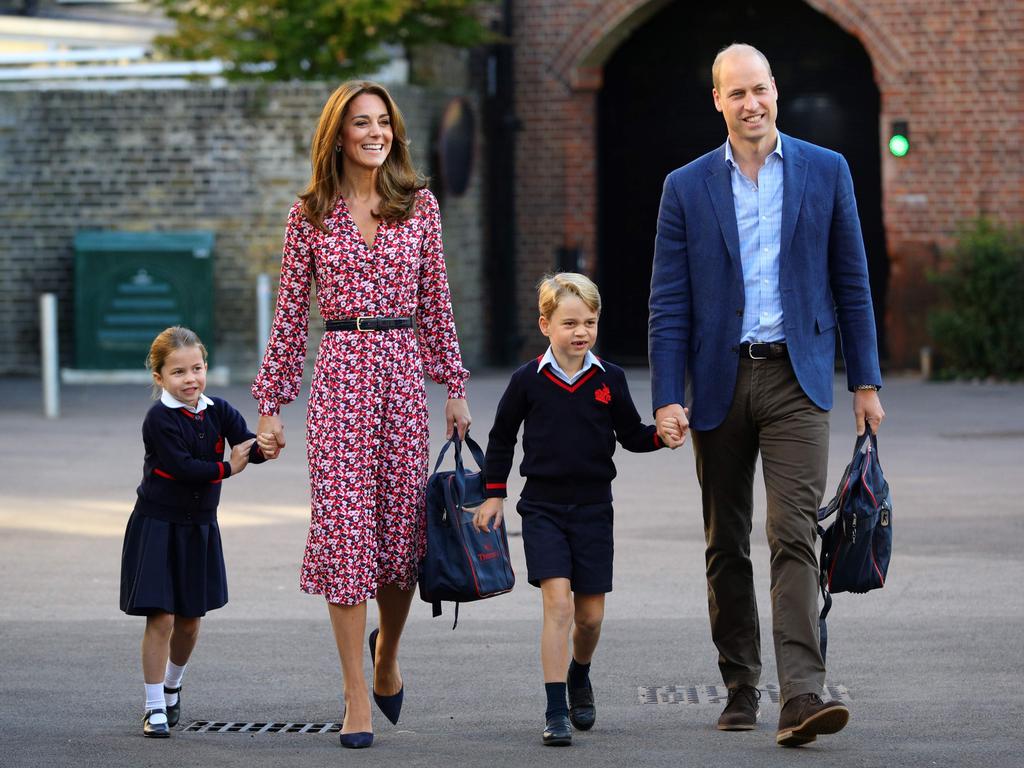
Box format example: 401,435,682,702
335,145,342,153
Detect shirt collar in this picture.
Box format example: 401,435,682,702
725,132,783,168
537,347,605,378
161,389,214,413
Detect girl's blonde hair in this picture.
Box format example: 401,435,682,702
146,326,207,398
537,272,602,319
300,80,427,231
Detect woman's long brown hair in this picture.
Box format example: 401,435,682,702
299,80,426,231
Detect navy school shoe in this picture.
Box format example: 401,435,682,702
542,713,573,746
368,628,404,725
163,685,181,728
143,708,170,738
567,678,596,731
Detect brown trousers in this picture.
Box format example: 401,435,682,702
691,355,830,702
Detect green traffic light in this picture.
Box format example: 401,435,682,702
889,134,910,157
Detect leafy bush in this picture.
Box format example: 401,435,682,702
929,219,1024,379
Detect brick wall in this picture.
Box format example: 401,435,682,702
511,0,1023,367
0,82,486,377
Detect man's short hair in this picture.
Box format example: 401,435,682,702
712,43,773,90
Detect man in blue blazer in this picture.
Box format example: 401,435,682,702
649,43,886,747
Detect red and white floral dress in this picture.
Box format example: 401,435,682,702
252,189,469,605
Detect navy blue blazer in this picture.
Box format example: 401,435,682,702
649,133,882,431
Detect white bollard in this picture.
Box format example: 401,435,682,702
256,273,272,360
39,293,59,419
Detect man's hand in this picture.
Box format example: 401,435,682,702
473,497,504,533
655,404,690,448
854,389,885,435
257,414,286,457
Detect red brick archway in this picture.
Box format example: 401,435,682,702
512,0,1022,367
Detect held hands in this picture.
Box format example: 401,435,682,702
655,404,690,449
257,432,280,459
854,389,886,435
445,397,472,441
472,497,504,533
257,414,286,459
229,438,255,476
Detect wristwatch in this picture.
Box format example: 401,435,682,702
855,384,878,391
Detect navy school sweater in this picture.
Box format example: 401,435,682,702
134,397,265,524
482,358,663,504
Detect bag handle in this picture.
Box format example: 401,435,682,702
431,432,485,474
817,426,876,524
432,432,486,513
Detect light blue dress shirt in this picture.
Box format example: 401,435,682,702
537,347,604,385
725,134,785,343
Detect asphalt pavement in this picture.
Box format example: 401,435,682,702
1,370,1022,768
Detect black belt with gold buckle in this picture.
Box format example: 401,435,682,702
325,316,415,332
741,341,788,360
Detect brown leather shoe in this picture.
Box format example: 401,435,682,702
717,685,760,730
776,693,849,747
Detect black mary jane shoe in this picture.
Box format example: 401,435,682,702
542,713,572,746
567,678,596,731
143,708,170,738
368,628,404,725
163,686,182,728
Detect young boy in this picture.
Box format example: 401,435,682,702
473,273,675,746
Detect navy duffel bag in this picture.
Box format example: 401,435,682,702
817,426,893,657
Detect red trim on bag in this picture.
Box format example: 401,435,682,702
542,367,598,393
861,453,878,508
154,468,175,480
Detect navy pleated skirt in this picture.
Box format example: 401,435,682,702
119,508,228,618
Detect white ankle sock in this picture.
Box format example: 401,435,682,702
164,661,186,705
145,683,165,712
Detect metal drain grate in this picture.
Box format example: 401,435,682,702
183,721,341,734
637,684,850,705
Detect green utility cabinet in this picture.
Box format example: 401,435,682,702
73,231,215,370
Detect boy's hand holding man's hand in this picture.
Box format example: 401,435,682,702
656,404,690,449
473,497,504,533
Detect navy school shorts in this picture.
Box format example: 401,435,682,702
516,498,614,594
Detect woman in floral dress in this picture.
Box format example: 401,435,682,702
251,81,471,748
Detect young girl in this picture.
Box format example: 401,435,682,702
120,326,272,738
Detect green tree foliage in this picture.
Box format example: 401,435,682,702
153,0,493,81
929,219,1024,380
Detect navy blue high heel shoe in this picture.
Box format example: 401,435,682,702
368,628,404,725
339,731,374,749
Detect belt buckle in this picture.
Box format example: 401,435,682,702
355,316,371,332
748,342,769,360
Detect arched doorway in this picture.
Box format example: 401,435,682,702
597,0,887,363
